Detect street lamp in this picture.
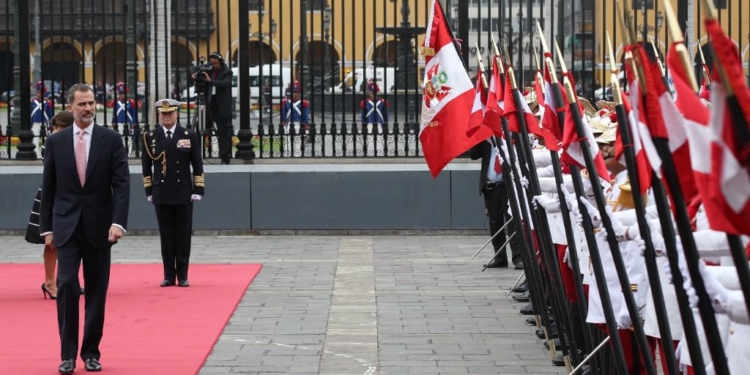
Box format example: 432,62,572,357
270,19,277,38
323,6,331,88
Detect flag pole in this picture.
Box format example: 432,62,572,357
697,0,750,332
538,25,625,374
493,40,560,361
534,22,601,375
605,25,679,375
554,37,640,374
505,57,582,368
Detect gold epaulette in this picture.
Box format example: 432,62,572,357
143,176,152,188
193,175,205,187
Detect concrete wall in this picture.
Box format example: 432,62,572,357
0,164,487,231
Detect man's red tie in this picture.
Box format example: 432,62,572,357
494,154,502,175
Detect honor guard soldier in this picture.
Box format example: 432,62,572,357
360,80,389,133
142,99,204,288
280,81,310,134
31,81,54,137
111,82,138,134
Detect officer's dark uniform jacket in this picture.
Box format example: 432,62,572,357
141,125,205,203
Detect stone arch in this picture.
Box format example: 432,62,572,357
41,37,84,59
42,41,84,92
94,40,129,87
293,40,341,92
93,36,145,61
372,40,400,67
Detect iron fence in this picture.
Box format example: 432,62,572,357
0,0,748,160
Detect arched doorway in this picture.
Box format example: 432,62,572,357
42,41,83,96
0,40,13,97
295,41,339,93
373,40,399,67
94,41,127,88
171,41,193,99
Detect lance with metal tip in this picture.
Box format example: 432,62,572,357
507,269,526,297
546,36,628,374
475,43,489,89
698,0,750,351
505,53,581,368
489,50,559,360
536,20,601,373
606,21,677,374
648,36,670,90
697,42,712,87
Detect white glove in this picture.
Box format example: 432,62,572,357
705,362,715,375
563,247,572,268
147,195,152,202
532,195,561,213
697,260,729,313
191,194,202,202
616,308,632,330
675,340,687,373
604,205,627,239
560,184,578,214
663,244,690,287
519,176,529,189
578,196,602,227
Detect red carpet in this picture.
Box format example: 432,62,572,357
0,263,262,374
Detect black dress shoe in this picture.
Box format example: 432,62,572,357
80,287,85,295
84,358,102,372
514,262,524,270
525,317,536,325
178,280,190,287
512,291,530,302
512,280,528,293
552,352,565,366
520,303,535,315
484,259,508,268
544,338,562,350
160,280,175,287
59,359,75,374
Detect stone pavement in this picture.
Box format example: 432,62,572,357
1,235,566,375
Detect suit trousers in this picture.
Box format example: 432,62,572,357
483,182,521,265
155,203,193,282
56,218,111,360
210,100,232,162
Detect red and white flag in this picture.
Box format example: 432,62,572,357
483,57,505,138
533,71,562,151
670,45,750,235
560,72,610,181
420,0,493,178
467,71,487,137
503,71,542,138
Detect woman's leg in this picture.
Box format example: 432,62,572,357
43,244,57,295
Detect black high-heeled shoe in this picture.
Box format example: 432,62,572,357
41,283,57,300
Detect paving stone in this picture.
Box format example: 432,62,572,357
0,235,565,374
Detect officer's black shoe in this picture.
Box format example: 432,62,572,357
552,352,565,366
514,261,524,270
544,338,561,351
536,325,558,339
520,303,535,315
512,280,528,293
512,291,530,302
178,280,190,287
525,317,536,325
160,280,175,287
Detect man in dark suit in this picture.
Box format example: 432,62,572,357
142,99,205,287
40,84,130,374
469,136,522,269
192,51,233,164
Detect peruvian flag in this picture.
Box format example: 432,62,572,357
467,71,488,137
533,71,562,151
704,18,750,169
420,0,493,178
560,72,610,181
503,69,542,137
671,49,750,235
484,57,505,138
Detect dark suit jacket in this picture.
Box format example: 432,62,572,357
470,139,493,195
207,65,233,118
141,125,205,205
39,124,130,249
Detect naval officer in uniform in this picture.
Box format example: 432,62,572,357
141,99,205,287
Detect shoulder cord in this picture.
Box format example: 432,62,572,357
142,132,167,177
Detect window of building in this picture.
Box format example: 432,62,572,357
632,0,654,9
248,0,263,11
309,0,327,11
714,0,727,8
